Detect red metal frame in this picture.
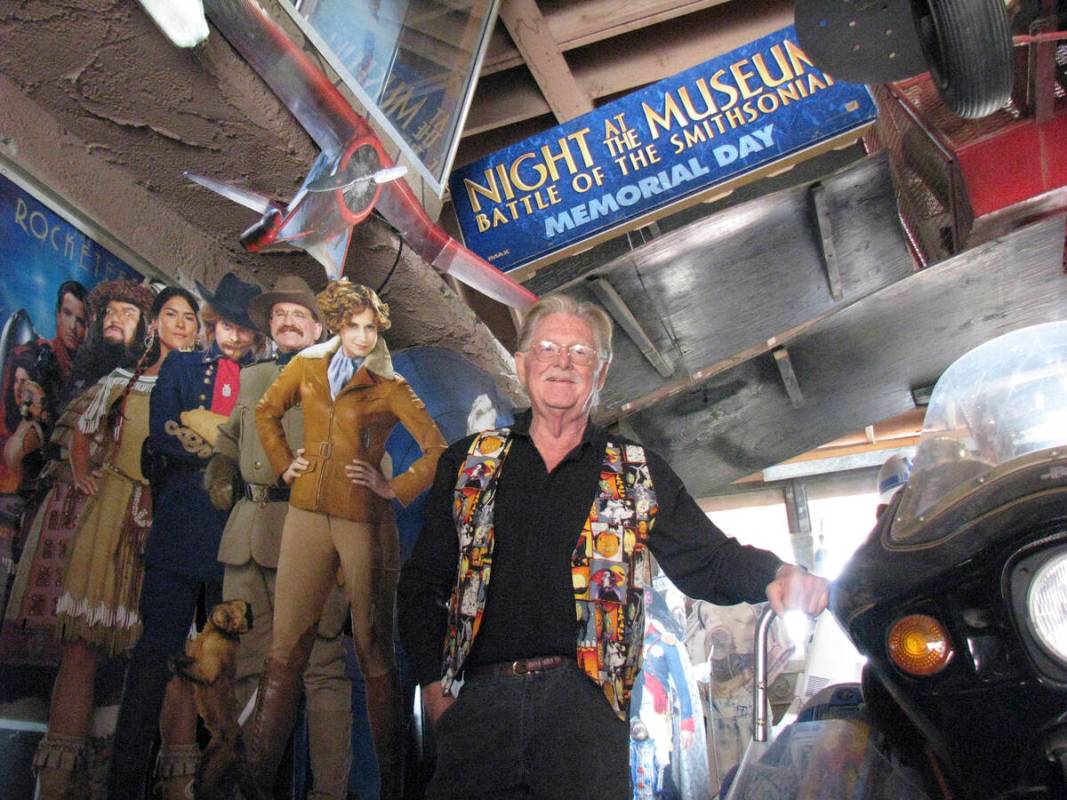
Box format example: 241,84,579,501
869,32,1067,266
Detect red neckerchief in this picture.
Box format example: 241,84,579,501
49,336,74,378
211,358,240,416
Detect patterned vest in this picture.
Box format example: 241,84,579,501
441,427,659,719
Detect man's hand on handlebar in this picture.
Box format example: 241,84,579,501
765,564,829,617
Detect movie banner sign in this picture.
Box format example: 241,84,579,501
449,26,877,275
1,169,144,338
0,166,146,665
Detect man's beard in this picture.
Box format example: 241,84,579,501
60,322,147,411
102,337,144,370
219,342,248,360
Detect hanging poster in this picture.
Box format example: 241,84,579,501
0,166,145,664
450,25,877,277
278,0,500,195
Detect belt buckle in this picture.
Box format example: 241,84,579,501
511,659,529,676
248,484,269,503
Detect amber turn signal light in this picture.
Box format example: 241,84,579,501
887,614,954,676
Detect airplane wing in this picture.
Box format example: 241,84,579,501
184,171,274,215
378,181,538,311
202,0,368,157
303,229,352,282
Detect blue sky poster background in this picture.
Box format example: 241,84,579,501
0,171,143,342
386,345,515,562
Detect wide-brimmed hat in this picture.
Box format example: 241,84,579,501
195,272,262,332
247,275,321,334
88,279,156,319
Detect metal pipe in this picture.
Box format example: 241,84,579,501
753,605,777,743
1014,31,1067,44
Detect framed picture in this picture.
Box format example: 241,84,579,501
279,0,500,196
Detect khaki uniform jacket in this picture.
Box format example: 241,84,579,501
215,359,300,569
256,337,446,523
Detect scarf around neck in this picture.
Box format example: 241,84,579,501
328,349,364,398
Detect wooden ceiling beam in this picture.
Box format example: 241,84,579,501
569,0,794,98
484,0,732,74
466,0,793,135
499,0,594,122
814,408,927,450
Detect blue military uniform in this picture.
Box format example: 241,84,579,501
145,344,252,578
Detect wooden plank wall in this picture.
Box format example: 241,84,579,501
554,154,913,419
625,217,1067,497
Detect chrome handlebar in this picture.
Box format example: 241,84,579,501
753,605,777,743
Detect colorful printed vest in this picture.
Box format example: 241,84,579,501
441,428,659,719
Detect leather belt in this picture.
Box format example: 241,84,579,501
245,483,291,503
466,655,573,679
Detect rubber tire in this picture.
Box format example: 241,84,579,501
912,0,1014,119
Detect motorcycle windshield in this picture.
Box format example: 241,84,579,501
891,321,1067,542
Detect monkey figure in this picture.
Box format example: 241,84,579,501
169,599,255,800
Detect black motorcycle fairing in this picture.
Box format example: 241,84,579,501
834,453,1067,630
831,454,1067,798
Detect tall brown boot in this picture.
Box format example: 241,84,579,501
244,656,304,798
364,669,404,800
33,733,86,800
306,709,353,800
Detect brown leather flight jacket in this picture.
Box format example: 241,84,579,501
255,336,446,523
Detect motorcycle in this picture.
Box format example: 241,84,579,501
726,321,1067,799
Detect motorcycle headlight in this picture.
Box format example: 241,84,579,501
1027,552,1067,663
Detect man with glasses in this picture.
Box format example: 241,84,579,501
206,275,353,799
398,294,829,799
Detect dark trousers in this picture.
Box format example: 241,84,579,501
106,564,222,800
427,664,630,800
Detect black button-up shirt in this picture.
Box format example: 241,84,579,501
397,410,782,688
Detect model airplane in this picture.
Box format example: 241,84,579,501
192,0,537,311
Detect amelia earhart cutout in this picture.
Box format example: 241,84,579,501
248,280,446,800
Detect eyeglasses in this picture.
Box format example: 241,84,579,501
528,340,599,367
271,308,310,323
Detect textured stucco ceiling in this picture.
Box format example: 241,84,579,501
10,2,1061,498
0,0,522,395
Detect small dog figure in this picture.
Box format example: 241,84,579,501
169,599,255,800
